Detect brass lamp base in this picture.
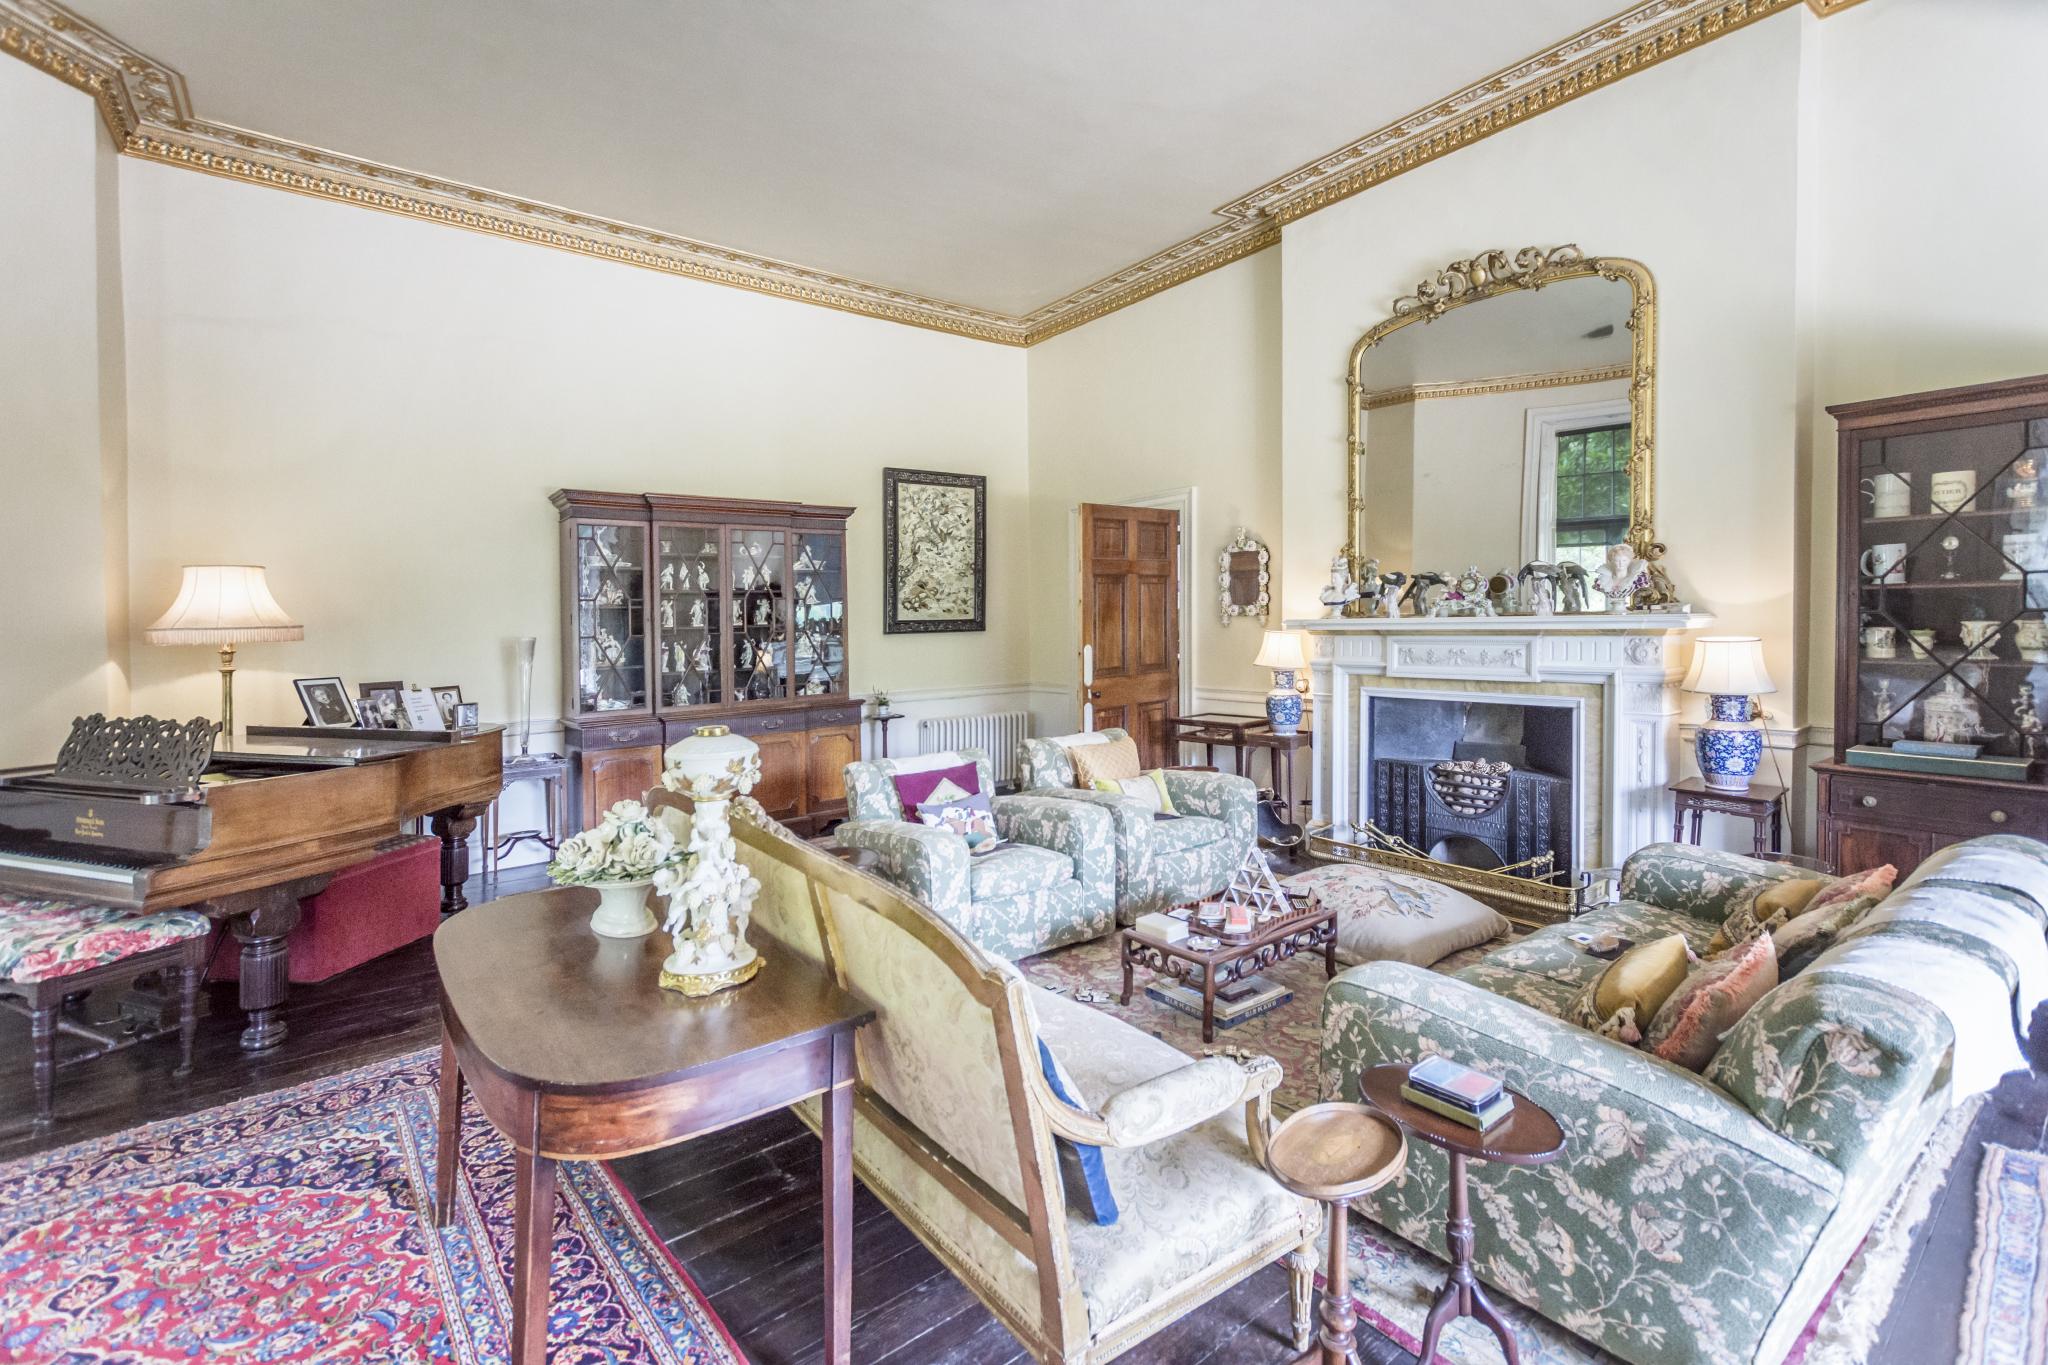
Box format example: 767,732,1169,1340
659,954,762,997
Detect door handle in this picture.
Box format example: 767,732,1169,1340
1089,689,1103,700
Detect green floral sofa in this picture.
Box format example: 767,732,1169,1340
837,748,1117,958
1018,729,1257,922
1321,837,2048,1365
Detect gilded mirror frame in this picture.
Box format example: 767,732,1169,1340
1343,245,1658,590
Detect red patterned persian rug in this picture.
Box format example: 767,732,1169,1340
0,1049,746,1364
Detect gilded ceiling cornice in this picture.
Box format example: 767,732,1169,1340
3,0,1804,348
1359,363,1634,411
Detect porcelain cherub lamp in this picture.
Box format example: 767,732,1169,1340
655,725,765,996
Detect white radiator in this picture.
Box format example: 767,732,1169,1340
917,710,1032,786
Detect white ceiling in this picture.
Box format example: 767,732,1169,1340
1359,278,1635,390
67,0,1627,316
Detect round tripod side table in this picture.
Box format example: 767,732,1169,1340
1263,1101,1408,1365
1358,1063,1565,1365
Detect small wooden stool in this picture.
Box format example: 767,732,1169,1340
1264,1101,1408,1364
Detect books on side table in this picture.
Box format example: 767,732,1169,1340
1402,1056,1514,1132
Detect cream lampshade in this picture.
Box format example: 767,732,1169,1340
1253,630,1308,735
144,565,303,742
1681,636,1775,791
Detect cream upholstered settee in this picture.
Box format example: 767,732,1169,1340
729,794,1322,1362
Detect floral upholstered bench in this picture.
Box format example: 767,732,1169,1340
0,895,212,1127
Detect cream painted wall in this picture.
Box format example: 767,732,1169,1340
0,59,126,767
1024,250,1283,731
116,161,1029,739
1799,0,2048,729
1281,15,1805,716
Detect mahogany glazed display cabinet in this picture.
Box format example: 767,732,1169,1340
552,490,861,835
1819,373,2048,875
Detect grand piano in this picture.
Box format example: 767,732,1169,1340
0,714,502,1050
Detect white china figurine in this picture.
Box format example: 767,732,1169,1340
659,562,676,592
1319,555,1362,617
659,598,675,629
696,561,712,592
2018,682,2045,758
655,726,766,995
1592,544,1648,613
689,598,706,628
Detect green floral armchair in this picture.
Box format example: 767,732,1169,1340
1317,838,2048,1365
1017,729,1257,921
837,748,1117,958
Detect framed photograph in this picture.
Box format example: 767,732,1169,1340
453,701,480,729
431,685,464,728
293,676,357,728
358,681,407,729
883,467,986,634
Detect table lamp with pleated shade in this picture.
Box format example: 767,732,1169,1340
144,565,303,741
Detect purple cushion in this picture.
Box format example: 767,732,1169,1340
891,761,982,821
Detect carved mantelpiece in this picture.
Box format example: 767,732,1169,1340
1288,612,1714,867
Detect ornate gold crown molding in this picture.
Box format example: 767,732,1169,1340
1359,363,1633,411
1804,0,1871,15
3,0,1798,348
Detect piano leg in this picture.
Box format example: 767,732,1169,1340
432,804,487,913
219,877,323,1052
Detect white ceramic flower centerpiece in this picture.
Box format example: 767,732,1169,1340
655,725,765,997
546,799,685,938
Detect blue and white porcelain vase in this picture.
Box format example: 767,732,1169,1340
1696,694,1764,790
1267,668,1304,735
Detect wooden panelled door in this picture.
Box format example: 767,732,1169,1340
1079,503,1181,767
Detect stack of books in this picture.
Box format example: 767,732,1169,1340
1400,1056,1514,1131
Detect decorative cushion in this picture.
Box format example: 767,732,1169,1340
890,760,982,821
1708,876,1827,953
917,790,1002,851
1070,735,1141,788
1772,891,1885,978
1092,770,1177,815
969,843,1074,900
1567,933,1694,1045
1281,863,1510,969
1647,933,1780,1071
0,896,210,984
1037,1039,1118,1225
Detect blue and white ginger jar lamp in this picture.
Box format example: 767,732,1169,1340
1254,630,1308,735
1683,636,1776,791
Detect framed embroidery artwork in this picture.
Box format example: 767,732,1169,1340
883,467,986,634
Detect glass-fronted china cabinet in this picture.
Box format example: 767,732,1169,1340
1821,374,2048,875
552,490,860,834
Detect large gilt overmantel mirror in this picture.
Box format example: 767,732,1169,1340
1342,245,1671,615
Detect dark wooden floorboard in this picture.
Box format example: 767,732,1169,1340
2,865,2042,1365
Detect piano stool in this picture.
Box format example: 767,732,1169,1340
208,835,444,986
0,896,212,1127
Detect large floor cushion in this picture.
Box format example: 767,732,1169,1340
1029,987,1317,1328
0,896,210,983
1452,899,1710,1020
970,843,1075,901
1281,863,1509,968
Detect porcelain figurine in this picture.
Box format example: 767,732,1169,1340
1402,571,1449,617
1593,544,1648,612
1319,555,1362,617
689,598,706,628
696,561,712,592
659,598,675,629
1516,561,1560,615
2019,682,2045,758
655,727,765,996
1635,541,1685,610
1429,565,1496,618
660,562,677,592
1921,676,1983,744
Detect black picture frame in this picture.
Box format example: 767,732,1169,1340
882,466,986,634
357,680,407,730
293,676,356,728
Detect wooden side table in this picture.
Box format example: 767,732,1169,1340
1669,776,1786,858
870,709,902,758
482,752,569,878
1163,712,1312,847
1359,1063,1565,1365
433,889,874,1365
1264,1102,1407,1364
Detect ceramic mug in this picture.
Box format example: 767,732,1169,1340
1861,470,1912,518
1860,542,1908,584
2017,619,2048,663
1861,625,1897,658
1930,469,1978,514
1907,627,1937,659
1960,618,2002,659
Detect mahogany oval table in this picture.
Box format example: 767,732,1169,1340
433,888,875,1365
1359,1062,1565,1365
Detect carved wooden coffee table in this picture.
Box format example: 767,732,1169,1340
1119,897,1337,1043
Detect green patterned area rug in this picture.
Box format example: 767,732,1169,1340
1959,1142,2048,1365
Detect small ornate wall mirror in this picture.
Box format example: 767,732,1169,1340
1219,528,1271,625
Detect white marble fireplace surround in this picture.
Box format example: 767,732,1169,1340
1289,613,1717,870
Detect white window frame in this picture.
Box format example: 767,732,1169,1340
1521,398,1635,564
